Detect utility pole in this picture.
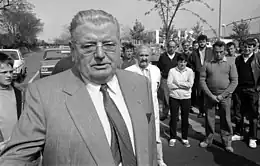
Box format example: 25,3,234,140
218,0,222,39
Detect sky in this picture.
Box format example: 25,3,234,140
27,0,260,41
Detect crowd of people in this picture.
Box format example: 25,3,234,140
0,9,259,166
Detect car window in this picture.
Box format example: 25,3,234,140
44,50,70,60
0,51,19,60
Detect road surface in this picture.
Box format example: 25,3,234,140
21,51,260,166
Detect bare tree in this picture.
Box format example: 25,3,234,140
142,0,216,43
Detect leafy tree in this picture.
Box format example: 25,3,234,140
120,24,132,42
160,24,178,40
130,19,145,42
142,0,216,43
53,24,71,45
0,0,13,10
230,20,250,43
0,0,43,48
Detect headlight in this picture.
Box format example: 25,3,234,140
41,67,48,72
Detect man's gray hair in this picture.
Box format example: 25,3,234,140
136,45,151,55
70,9,120,38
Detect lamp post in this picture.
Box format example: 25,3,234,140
218,0,222,39
222,24,226,38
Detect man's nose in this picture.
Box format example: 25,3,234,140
95,45,105,59
6,71,12,77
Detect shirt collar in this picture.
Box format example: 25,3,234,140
175,66,187,73
167,52,175,57
211,56,227,63
243,52,253,59
135,63,151,71
85,75,119,94
199,48,206,52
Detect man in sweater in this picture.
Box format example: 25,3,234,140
158,40,181,121
199,41,238,152
0,53,23,152
235,38,260,148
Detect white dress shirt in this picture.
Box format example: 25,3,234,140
85,75,135,156
168,53,175,60
167,67,195,99
199,48,206,65
243,52,253,63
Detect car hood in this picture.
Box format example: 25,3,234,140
40,59,60,67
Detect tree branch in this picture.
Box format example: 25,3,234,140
0,0,12,10
159,0,167,26
167,0,182,35
179,8,217,37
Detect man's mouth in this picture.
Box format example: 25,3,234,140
92,63,109,69
5,78,12,82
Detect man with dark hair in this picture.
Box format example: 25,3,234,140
226,41,241,128
189,34,214,118
199,41,238,152
182,40,191,57
0,52,23,152
192,40,199,51
234,38,260,148
226,42,239,58
158,40,181,121
120,43,136,69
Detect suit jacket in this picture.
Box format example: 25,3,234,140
12,85,23,119
0,67,157,166
125,64,161,122
189,48,214,91
235,53,260,90
51,56,74,75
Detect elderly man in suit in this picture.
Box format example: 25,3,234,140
125,45,167,166
0,9,157,166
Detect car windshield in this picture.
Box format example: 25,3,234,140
0,51,19,60
44,50,70,60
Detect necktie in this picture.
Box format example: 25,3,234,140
100,84,137,166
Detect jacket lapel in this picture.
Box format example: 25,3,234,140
13,86,22,119
116,70,149,165
63,68,115,166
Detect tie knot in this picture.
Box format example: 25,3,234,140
100,84,109,92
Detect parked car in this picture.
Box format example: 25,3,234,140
40,48,71,78
0,49,27,83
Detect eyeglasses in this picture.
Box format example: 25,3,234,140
73,41,118,55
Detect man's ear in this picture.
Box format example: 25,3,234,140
69,41,76,62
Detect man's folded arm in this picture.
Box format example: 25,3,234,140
0,83,46,166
